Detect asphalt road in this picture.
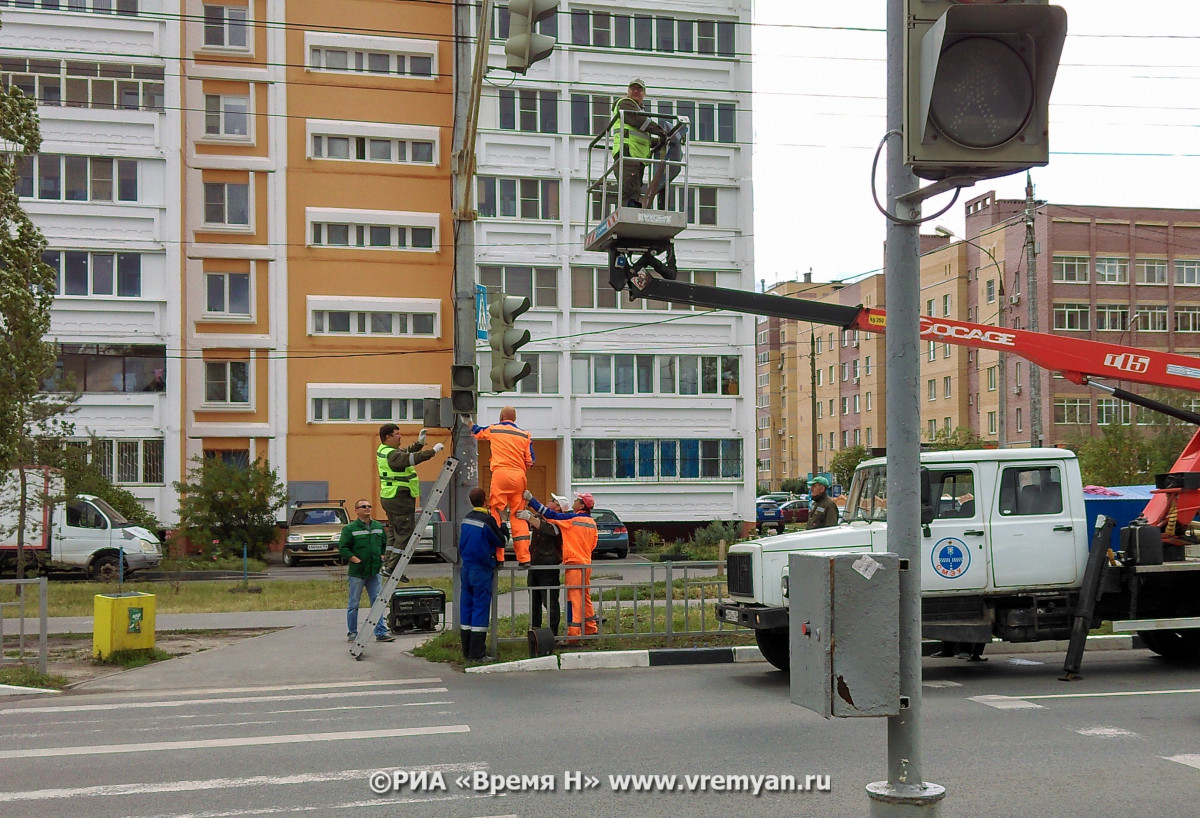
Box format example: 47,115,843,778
4,647,1199,817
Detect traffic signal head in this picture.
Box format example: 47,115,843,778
904,1,1067,182
450,364,477,415
505,0,558,74
488,294,532,392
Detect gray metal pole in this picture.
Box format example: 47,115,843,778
810,329,818,474
867,0,945,813
1025,175,1042,447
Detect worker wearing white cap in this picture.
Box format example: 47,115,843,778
518,493,569,634
610,78,667,208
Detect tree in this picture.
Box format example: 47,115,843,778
1064,415,1194,488
926,426,988,451
173,457,287,559
829,445,870,490
0,24,63,578
780,477,808,495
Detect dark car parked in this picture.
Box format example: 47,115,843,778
778,498,810,526
591,508,629,559
756,501,785,535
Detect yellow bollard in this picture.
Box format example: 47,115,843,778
94,592,156,659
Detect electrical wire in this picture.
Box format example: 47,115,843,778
869,130,961,227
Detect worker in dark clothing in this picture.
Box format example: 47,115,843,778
459,486,505,661
517,493,567,635
376,424,442,576
807,476,841,530
610,78,666,208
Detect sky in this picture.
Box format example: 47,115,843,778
751,1,1200,287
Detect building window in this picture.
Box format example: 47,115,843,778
667,185,719,226
1094,257,1129,284
1052,302,1090,331
204,94,249,138
1176,307,1200,333
1175,260,1200,286
987,411,997,435
1053,398,1091,425
205,272,251,317
311,396,425,423
571,438,742,481
927,340,936,362
865,392,872,411
927,379,936,401
42,250,141,298
927,419,936,440
840,363,848,382
204,449,250,468
15,155,137,202
498,89,558,133
1,57,164,111
573,353,738,396
1016,408,1023,432
480,265,557,308
1095,304,1129,332
1137,258,1167,285
1137,305,1169,331
48,344,165,393
516,354,558,396
987,366,997,391
309,43,434,77
1052,255,1089,283
944,376,952,399
69,438,164,485
942,294,951,317
985,279,995,303
477,176,560,220
570,267,715,311
203,182,249,226
310,220,435,250
568,11,734,57
652,99,736,143
312,308,436,336
203,4,249,49
204,360,250,404
1096,398,1132,425
310,132,436,164
491,2,559,40
0,0,139,13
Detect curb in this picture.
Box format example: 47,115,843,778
465,634,1137,674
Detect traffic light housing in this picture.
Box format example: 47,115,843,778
450,364,477,414
488,294,531,392
505,0,558,74
904,0,1067,182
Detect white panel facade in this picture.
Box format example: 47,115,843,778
1,2,183,521
475,1,755,526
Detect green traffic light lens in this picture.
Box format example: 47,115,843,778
929,35,1034,150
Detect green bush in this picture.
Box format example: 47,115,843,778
685,520,741,561
632,528,662,553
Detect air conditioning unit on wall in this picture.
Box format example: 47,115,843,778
1009,294,1020,305
1013,386,1022,395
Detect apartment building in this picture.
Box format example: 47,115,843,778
472,1,756,528
3,0,182,520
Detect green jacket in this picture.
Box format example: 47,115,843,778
339,519,386,578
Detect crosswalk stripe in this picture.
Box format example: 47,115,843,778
0,724,469,760
1076,726,1140,738
968,694,1043,710
1164,754,1200,770
2,687,447,716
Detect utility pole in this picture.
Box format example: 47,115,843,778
867,0,944,813
1025,174,1042,446
450,0,494,582
810,328,818,478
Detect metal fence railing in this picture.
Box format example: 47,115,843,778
0,577,49,676
488,560,748,653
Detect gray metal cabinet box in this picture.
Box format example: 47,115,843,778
789,552,900,718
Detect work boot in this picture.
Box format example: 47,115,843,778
467,631,488,661
460,629,471,657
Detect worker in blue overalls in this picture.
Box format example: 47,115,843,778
459,486,506,661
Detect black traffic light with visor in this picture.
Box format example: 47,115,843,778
904,0,1067,183
505,0,558,74
488,294,532,392
450,364,477,414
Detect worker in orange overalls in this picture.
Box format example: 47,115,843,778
525,489,599,641
472,407,535,565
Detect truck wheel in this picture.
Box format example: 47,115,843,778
1139,629,1200,662
755,627,790,672
90,555,121,582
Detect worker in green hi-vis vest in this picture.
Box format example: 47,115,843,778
376,424,442,576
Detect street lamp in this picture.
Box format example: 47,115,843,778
935,225,1008,447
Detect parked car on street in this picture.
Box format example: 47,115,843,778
778,498,810,526
591,508,629,558
756,501,785,535
283,501,349,566
756,492,795,505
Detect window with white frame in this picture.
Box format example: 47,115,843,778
1053,302,1090,331
67,438,164,485
757,415,770,430
480,265,557,309
1137,305,1169,331
1053,398,1090,425
815,369,823,387
852,359,860,379
568,11,736,57
308,39,434,78
666,185,719,226
987,411,997,435
840,363,848,382
308,209,437,251
758,436,770,451
1053,255,1089,283
499,88,558,133
311,396,426,423
853,394,860,413
985,279,995,303
1,0,139,12
204,94,248,138
570,267,716,311
944,376,952,399
816,402,823,419
651,99,736,143
942,294,951,316
204,360,250,404
309,297,439,337
15,155,137,202
310,131,435,164
987,366,997,391
1,57,164,111
864,356,871,375
571,438,742,481
42,250,142,298
206,271,251,316
1095,257,1129,284
1176,260,1200,286
927,379,936,401
1137,258,1167,284
1096,398,1132,426
840,397,848,415
573,353,738,396
927,340,936,362
1095,304,1129,331
756,393,768,408
1176,306,1200,333
927,419,936,440
943,342,951,359
758,458,771,473
203,181,249,226
1016,408,1023,432
203,4,249,50
477,176,559,219
756,351,769,366
865,392,872,411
